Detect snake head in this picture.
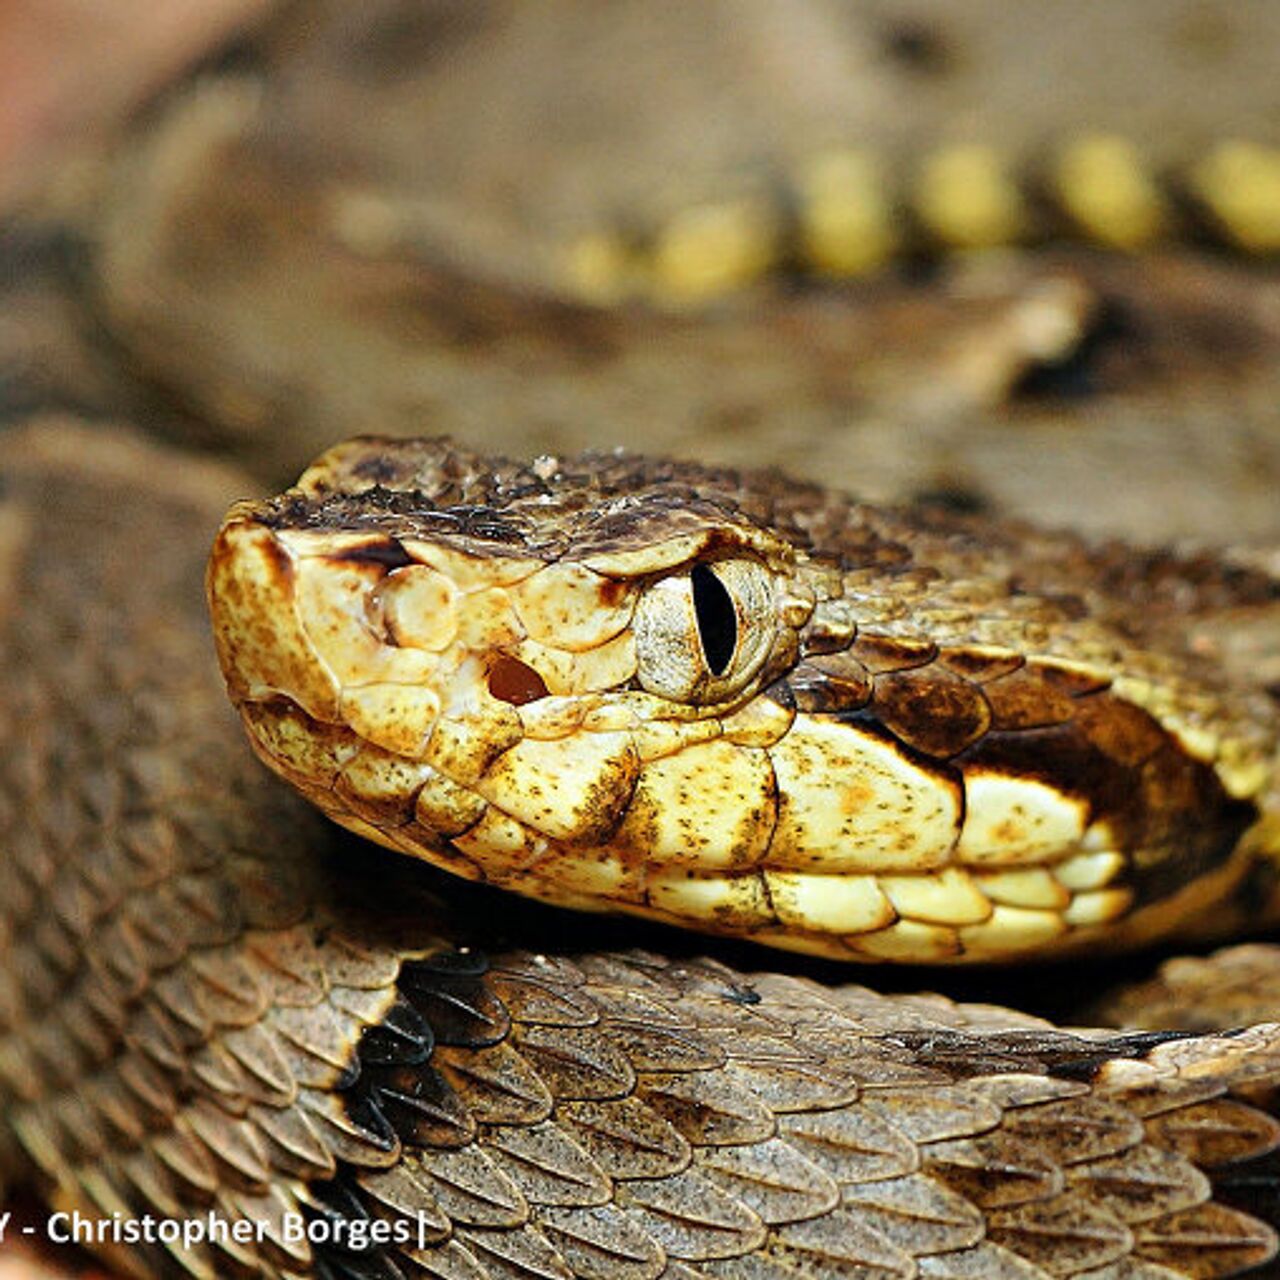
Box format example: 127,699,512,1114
207,436,820,906
210,437,1266,963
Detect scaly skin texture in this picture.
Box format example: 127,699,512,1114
8,421,1280,1279
210,437,1280,964
3,6,1280,1278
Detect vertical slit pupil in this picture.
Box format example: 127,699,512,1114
691,564,737,676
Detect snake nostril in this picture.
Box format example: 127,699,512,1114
488,655,550,706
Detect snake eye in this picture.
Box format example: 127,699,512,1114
691,563,736,675
634,558,776,703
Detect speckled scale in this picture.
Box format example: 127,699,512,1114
847,633,939,676
306,1176,383,1244
1001,1097,1145,1166
572,984,692,1030
1068,1145,1211,1224
273,1000,372,1084
924,1241,1053,1280
923,1131,1064,1210
482,1122,611,1209
864,1085,1002,1145
433,1042,555,1127
400,958,512,1048
536,1202,664,1280
1145,1098,1280,1168
509,1025,636,1102
841,1171,985,1253
769,1209,915,1279
635,1071,776,1147
646,989,781,1036
1134,1202,1278,1278
985,1188,1134,1273
185,1097,274,1188
620,1166,766,1260
454,1224,577,1280
597,1022,726,1074
775,1107,920,1183
356,1162,451,1243
252,1101,337,1182
554,1097,690,1179
485,973,600,1029
696,1136,839,1224
189,1037,254,1110
246,928,331,1007
316,1252,406,1280
397,1236,489,1280
720,1057,866,1114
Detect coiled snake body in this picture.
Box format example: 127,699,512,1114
4,422,1280,1279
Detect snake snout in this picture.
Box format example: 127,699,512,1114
207,515,344,720
208,514,459,757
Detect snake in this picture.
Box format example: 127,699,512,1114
6,418,1280,1280
5,6,1280,1278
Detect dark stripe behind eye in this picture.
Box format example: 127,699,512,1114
691,564,737,676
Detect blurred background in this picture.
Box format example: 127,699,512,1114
2,0,1279,543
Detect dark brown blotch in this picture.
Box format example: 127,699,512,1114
870,666,992,758
957,719,1137,844
763,677,798,712
849,632,938,674
597,575,629,608
882,18,955,74
488,655,550,706
956,700,1257,916
258,523,296,585
982,666,1079,731
330,537,416,570
1032,661,1112,699
802,623,857,656
939,647,1025,684
1072,693,1167,769
787,655,873,714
